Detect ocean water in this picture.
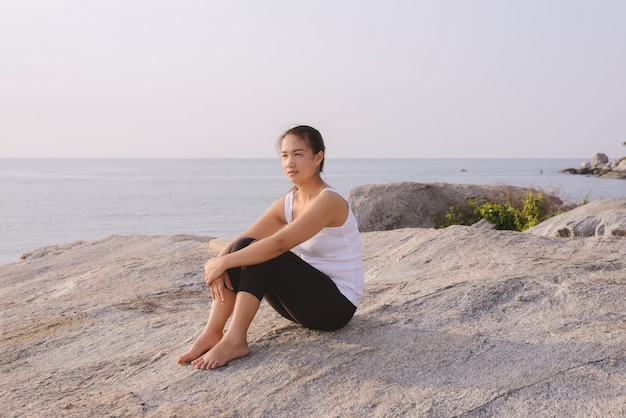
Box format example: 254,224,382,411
1,158,625,265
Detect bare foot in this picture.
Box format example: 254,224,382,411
191,335,249,370
177,330,223,364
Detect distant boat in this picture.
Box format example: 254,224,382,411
460,168,467,172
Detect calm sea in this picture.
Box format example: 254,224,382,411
1,158,625,265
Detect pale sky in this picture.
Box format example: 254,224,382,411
1,0,625,159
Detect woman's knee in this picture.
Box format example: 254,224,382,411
231,237,256,252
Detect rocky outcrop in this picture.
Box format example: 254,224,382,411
347,182,563,232
1,228,624,417
525,198,626,237
559,153,626,179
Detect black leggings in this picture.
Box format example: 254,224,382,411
226,237,357,331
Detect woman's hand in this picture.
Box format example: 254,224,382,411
209,275,232,305
204,257,226,287
205,257,233,304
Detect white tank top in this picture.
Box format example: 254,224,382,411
284,188,364,307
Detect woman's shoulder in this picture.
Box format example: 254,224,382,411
319,186,340,195
265,193,289,218
318,187,348,205
316,187,349,227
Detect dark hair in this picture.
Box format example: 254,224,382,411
277,125,326,172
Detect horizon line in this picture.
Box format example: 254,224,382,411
0,156,595,160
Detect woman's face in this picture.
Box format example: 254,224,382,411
280,134,322,182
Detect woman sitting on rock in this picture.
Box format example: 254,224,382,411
177,125,364,370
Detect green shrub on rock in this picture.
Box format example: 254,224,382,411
439,192,550,232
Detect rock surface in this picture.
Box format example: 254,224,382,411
526,198,626,238
347,182,563,232
559,153,626,179
2,224,625,417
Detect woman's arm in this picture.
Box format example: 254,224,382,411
205,191,347,286
207,195,288,303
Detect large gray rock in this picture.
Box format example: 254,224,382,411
560,153,626,179
1,230,624,417
347,182,562,232
591,152,609,165
525,198,626,237
602,158,626,179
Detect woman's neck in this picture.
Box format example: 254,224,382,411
293,177,327,202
